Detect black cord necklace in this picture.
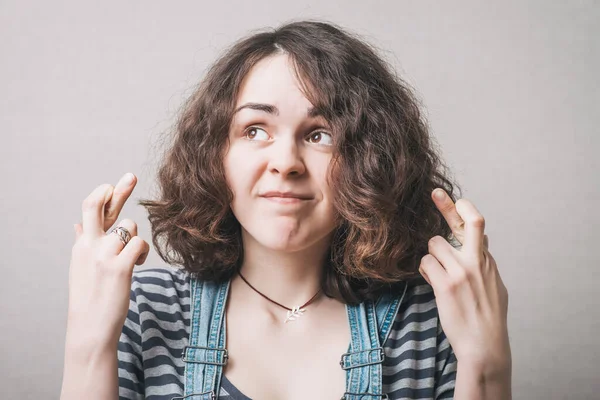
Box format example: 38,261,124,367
237,271,322,323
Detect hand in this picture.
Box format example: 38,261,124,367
66,172,150,351
419,188,511,374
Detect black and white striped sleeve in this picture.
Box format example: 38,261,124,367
434,314,457,399
117,270,145,400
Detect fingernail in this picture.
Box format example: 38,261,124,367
123,173,134,185
434,189,445,200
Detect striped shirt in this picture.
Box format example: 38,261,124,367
118,265,457,399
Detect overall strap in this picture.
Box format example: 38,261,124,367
173,275,231,400
341,281,408,400
376,281,408,347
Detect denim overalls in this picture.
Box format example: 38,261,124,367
172,274,408,400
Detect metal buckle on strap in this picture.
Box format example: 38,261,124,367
180,345,229,365
339,346,385,370
340,392,389,400
170,390,217,400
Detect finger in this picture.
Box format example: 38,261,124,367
104,219,138,256
432,189,465,245
73,223,83,241
82,184,114,237
419,267,432,286
419,254,449,290
455,199,485,255
118,236,150,270
428,236,462,275
134,242,150,265
103,173,137,232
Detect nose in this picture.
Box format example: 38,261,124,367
267,136,306,177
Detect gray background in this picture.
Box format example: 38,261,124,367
1,1,598,399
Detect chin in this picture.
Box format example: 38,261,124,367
255,229,310,253
244,219,325,253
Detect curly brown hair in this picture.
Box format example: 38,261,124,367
138,19,462,304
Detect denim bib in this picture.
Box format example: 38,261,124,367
172,275,407,400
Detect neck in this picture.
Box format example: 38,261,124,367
234,229,332,309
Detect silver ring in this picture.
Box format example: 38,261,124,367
107,226,131,246
448,233,463,249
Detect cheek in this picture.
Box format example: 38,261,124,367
312,171,337,222
306,151,332,182
223,145,249,196
223,148,264,213
320,171,339,224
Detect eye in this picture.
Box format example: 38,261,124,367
243,126,270,141
306,131,333,146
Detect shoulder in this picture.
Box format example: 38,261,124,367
382,279,457,398
383,278,440,348
379,276,437,318
132,264,190,284
131,264,191,295
129,265,191,317
121,265,190,398
400,278,437,314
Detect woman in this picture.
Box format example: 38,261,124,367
61,20,511,400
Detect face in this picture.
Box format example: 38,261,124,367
223,53,337,253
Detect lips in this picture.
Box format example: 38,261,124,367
260,191,313,200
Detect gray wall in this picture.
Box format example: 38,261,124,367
1,1,598,399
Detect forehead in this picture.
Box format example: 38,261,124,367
234,54,315,115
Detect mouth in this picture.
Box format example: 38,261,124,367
262,196,308,204
260,191,314,204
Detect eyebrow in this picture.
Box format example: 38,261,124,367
233,102,324,119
